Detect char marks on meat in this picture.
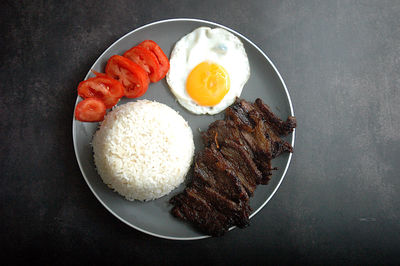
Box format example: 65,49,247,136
170,98,297,236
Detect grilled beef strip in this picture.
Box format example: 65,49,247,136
219,140,262,192
201,118,273,185
191,185,250,228
196,145,249,203
254,98,297,136
170,146,252,235
247,106,293,158
224,103,276,181
191,159,252,227
170,190,230,236
170,98,296,236
202,120,257,160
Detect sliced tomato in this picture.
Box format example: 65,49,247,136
105,55,150,98
123,46,161,83
91,70,108,77
77,74,124,108
75,98,106,122
138,40,170,80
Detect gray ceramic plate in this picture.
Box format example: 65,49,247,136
72,18,295,240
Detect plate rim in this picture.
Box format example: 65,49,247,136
72,18,296,241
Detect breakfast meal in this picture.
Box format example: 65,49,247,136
92,100,195,201
170,98,296,236
74,40,170,122
74,24,296,237
166,27,250,115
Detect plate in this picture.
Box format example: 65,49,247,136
72,18,295,240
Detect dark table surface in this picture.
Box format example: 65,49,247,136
1,0,399,265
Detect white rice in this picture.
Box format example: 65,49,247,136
92,100,195,201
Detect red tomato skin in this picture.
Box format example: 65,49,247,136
91,70,107,77
75,98,106,122
105,55,150,98
138,40,170,80
77,75,124,108
123,46,161,83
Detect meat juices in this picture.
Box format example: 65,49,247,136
170,98,297,236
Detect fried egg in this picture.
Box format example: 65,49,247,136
166,27,250,115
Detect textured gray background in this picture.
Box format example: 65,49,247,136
1,0,399,265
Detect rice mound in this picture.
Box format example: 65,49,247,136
92,100,195,201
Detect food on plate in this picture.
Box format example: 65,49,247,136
170,98,297,236
105,55,150,98
77,72,124,108
92,100,195,201
186,62,230,106
166,27,250,115
74,40,170,122
123,46,162,83
138,40,170,80
74,98,107,122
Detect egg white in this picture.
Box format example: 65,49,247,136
166,27,250,115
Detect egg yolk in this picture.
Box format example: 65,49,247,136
186,61,230,106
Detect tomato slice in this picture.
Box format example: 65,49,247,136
91,70,108,77
77,74,124,108
138,40,170,80
75,98,106,122
105,55,150,98
123,46,161,83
